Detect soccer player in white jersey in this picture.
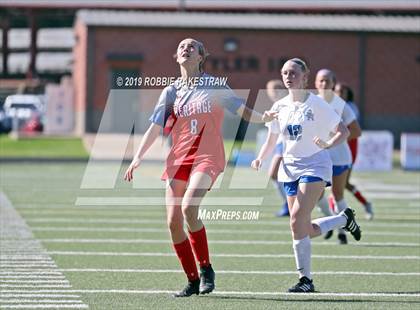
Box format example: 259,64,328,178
252,58,362,293
315,69,362,244
335,83,374,220
266,79,289,217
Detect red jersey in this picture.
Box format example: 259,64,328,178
149,74,243,171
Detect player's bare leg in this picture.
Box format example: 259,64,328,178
287,181,324,293
332,170,350,244
316,189,334,239
269,155,289,217
346,168,374,220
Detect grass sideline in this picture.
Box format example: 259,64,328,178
0,133,405,170
0,135,89,158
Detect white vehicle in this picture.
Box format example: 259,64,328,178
3,94,44,122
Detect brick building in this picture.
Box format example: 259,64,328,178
73,10,420,143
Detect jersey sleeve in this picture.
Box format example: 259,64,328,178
149,86,176,127
265,119,280,134
217,85,246,114
347,101,360,121
319,101,341,132
341,104,357,126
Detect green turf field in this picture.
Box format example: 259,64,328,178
1,162,419,309
0,136,88,158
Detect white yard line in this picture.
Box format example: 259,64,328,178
0,275,66,279
75,193,420,205
0,264,59,268
0,305,88,309
15,203,420,210
0,192,88,309
0,295,81,298
0,280,72,284
0,300,85,304
21,217,420,228
1,289,419,298
0,271,64,275
45,250,420,260
28,226,420,237
0,285,73,288
75,196,264,206
58,268,420,276
363,192,420,199
40,238,419,247
352,183,419,192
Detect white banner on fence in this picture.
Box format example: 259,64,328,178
45,77,74,134
353,130,394,172
400,133,420,170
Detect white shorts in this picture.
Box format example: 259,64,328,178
328,141,352,166
278,150,333,183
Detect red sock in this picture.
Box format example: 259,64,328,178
173,238,199,281
353,190,368,205
189,226,210,267
328,195,335,211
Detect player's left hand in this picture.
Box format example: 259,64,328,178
313,136,332,149
262,110,278,122
251,159,262,170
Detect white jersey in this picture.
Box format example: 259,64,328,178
267,92,340,182
269,93,341,158
266,100,286,151
322,94,356,166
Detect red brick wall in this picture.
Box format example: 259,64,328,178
365,34,420,115
91,28,362,110
74,25,419,135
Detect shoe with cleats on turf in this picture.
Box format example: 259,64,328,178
199,264,215,294
337,232,348,244
288,276,315,293
173,279,200,297
341,208,362,241
324,230,333,240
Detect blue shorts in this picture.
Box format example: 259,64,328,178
283,176,330,197
332,165,351,176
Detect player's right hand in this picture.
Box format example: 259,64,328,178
262,110,278,122
251,159,262,170
124,158,141,182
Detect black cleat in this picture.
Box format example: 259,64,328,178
324,230,333,240
173,279,200,297
288,276,315,293
341,208,362,241
199,264,215,294
337,232,348,244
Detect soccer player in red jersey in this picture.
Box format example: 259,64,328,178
124,38,275,297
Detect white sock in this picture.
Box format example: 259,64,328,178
317,195,333,216
273,180,287,201
335,199,348,212
335,199,348,234
292,236,311,279
312,214,347,235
